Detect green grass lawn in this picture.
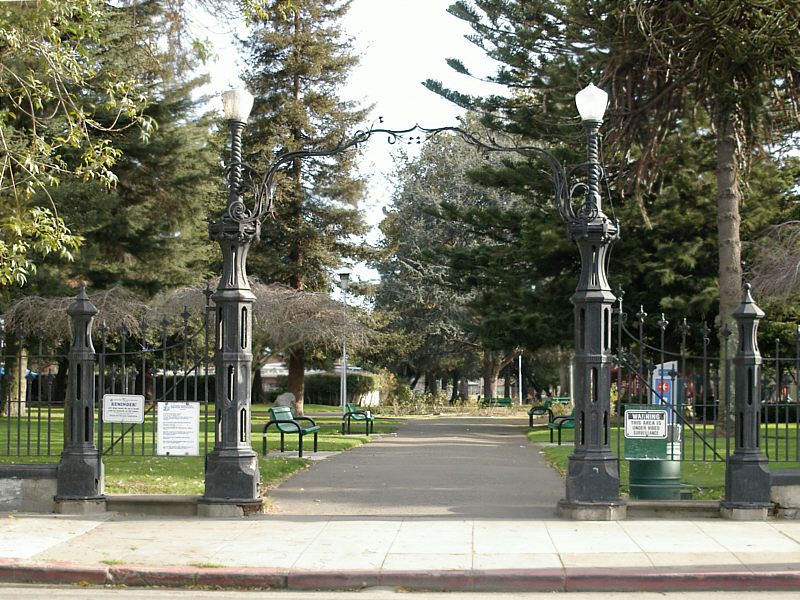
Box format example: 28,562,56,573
1,404,400,494
102,455,309,495
526,423,800,500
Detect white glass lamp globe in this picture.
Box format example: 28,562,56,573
221,88,254,123
575,83,608,122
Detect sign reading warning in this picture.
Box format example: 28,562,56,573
624,409,668,439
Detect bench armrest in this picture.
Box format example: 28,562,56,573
263,419,300,433
344,409,369,417
295,416,317,427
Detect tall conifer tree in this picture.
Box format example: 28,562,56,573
24,0,220,298
240,0,368,412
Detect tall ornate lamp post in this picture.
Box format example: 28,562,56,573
557,84,625,520
200,89,402,512
338,267,351,415
201,88,262,513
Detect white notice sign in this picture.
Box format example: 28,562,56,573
156,402,199,456
624,409,668,439
103,394,145,424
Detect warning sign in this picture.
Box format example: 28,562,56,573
624,409,668,439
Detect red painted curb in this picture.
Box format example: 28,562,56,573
194,567,287,589
2,559,800,592
109,564,288,588
287,569,379,590
565,568,800,592
0,559,108,585
472,568,565,591
379,570,474,592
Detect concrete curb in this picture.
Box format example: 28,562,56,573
2,559,800,591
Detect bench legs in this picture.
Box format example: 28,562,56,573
341,416,372,436
549,426,563,445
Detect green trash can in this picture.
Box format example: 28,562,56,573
628,459,681,500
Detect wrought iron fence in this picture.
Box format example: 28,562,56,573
97,306,214,458
613,290,800,464
0,298,214,460
0,325,65,458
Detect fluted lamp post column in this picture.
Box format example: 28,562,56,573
201,88,262,514
557,84,626,520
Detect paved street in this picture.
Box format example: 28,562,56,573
3,584,800,600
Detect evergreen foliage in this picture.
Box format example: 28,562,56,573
418,0,800,369
240,0,369,292
24,0,220,299
0,0,155,287
239,0,368,410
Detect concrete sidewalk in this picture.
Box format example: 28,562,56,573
1,513,800,591
1,417,800,591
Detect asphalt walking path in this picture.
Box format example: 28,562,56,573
2,416,800,592
269,416,563,518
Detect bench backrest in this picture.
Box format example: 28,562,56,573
269,406,297,432
345,402,357,413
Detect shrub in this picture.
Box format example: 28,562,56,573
276,372,383,406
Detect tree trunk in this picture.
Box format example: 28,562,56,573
1,334,28,418
410,373,420,390
459,376,469,401
715,118,743,430
482,350,515,398
287,349,305,416
425,371,437,396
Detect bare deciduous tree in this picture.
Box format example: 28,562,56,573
747,221,800,300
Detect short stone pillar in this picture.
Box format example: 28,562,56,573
55,283,105,512
721,284,771,520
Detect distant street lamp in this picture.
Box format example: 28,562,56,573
338,267,351,415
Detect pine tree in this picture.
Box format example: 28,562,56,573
240,0,369,413
433,0,800,355
24,0,220,299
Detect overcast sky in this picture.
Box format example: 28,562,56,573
200,0,504,281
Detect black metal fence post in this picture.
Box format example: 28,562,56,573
55,283,104,511
721,284,771,519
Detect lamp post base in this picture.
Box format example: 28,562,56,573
564,453,622,505
56,449,104,499
557,498,627,521
203,448,261,505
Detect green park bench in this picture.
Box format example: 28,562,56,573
341,402,374,435
479,396,514,408
528,396,572,427
262,406,320,458
548,409,575,445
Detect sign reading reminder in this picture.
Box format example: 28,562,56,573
103,394,145,424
